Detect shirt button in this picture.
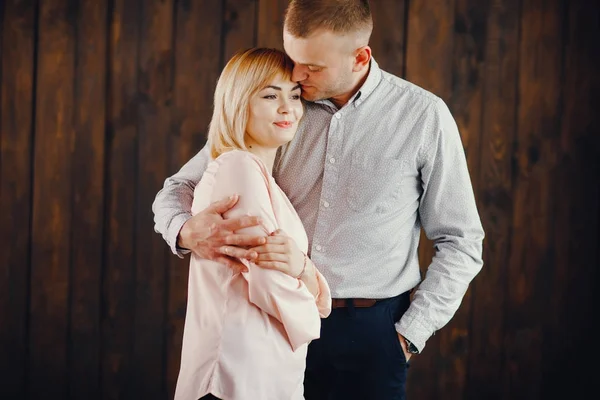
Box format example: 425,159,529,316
335,113,341,119
323,201,330,208
315,245,322,251
329,157,336,164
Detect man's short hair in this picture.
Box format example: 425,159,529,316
284,0,373,38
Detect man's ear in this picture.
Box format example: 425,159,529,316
353,46,371,72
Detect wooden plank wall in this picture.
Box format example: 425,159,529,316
0,1,598,399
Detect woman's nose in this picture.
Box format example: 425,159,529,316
278,102,291,113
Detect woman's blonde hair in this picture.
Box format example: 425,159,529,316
208,48,295,159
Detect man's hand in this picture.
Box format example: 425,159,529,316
177,194,266,269
397,333,413,362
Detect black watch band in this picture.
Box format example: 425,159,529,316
404,338,420,354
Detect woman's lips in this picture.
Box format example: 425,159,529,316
274,121,293,128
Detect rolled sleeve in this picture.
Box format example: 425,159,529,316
152,145,211,256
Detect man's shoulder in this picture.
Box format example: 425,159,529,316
379,69,441,106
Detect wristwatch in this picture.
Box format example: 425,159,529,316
404,337,420,354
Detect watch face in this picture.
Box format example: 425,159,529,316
408,344,419,354
405,339,419,354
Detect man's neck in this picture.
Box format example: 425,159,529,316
329,64,371,109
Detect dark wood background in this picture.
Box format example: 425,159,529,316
1,0,598,399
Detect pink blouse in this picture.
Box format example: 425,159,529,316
174,150,332,400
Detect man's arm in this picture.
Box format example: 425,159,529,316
152,144,264,263
396,98,485,352
152,145,211,257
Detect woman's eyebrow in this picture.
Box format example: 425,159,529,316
263,84,302,91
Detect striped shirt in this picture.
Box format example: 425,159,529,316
152,58,485,351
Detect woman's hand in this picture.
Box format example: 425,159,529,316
251,229,305,278
251,230,321,298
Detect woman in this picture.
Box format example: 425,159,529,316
174,48,331,400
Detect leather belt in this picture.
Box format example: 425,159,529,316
331,298,378,309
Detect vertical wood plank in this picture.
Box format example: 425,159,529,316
505,0,564,397
132,0,174,397
223,0,257,63
0,1,36,398
103,0,140,397
436,0,490,398
257,0,287,49
166,0,223,397
369,0,407,77
28,0,75,398
404,1,455,399
69,1,107,399
466,0,520,398
542,0,600,397
405,0,455,99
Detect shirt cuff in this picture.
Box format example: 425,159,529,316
168,213,192,258
395,309,436,353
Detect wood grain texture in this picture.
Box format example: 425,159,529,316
540,0,600,397
167,0,223,397
223,0,257,63
131,0,174,398
102,0,140,397
404,1,456,399
0,1,35,398
68,1,107,399
28,0,75,397
257,0,288,49
437,0,490,397
466,0,520,398
369,0,407,77
0,1,597,398
504,0,564,398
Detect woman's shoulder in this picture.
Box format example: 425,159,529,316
213,150,269,177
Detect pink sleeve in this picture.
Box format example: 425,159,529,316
313,267,332,318
210,151,322,351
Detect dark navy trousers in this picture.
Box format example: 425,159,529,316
304,292,411,400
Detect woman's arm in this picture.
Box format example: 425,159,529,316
207,150,325,350
253,230,332,318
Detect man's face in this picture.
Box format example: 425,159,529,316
283,29,356,103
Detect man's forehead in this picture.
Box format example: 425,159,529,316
284,32,335,65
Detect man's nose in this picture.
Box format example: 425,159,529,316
292,65,307,82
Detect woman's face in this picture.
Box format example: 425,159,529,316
245,75,303,151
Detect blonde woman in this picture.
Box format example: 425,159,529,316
173,48,331,400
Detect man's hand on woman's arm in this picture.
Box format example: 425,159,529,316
178,194,266,270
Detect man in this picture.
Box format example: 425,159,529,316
153,1,484,399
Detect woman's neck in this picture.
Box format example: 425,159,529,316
247,145,277,174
